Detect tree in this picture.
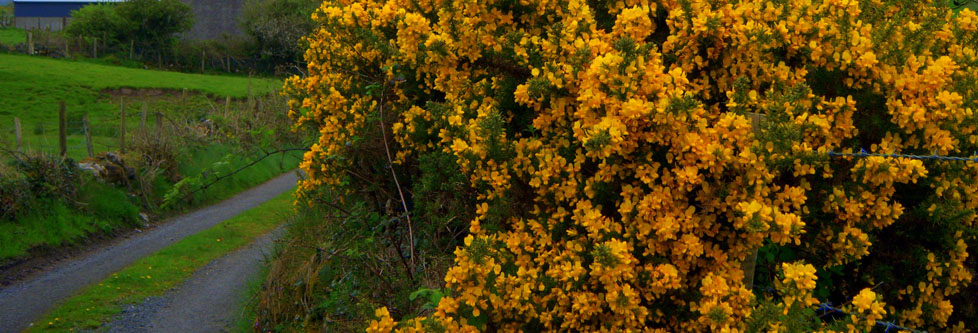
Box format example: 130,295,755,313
289,0,978,331
65,4,124,42
0,5,12,28
239,0,318,69
115,0,193,50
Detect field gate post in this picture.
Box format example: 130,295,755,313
58,101,67,158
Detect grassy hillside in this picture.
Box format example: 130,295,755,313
0,55,299,263
0,54,279,160
0,28,21,47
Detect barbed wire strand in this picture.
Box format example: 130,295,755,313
817,303,926,333
828,148,978,163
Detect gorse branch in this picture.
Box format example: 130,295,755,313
163,147,308,207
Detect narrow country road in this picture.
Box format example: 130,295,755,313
0,172,299,333
105,227,284,332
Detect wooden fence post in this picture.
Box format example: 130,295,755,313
140,102,148,133
83,114,93,158
247,78,253,109
27,31,34,55
201,49,205,73
64,38,69,58
224,95,231,118
93,37,98,58
156,111,163,131
14,117,22,153
58,101,67,158
129,40,134,60
155,111,163,145
119,98,126,154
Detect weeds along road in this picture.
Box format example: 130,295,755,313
0,172,299,332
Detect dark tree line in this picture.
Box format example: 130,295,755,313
66,0,193,52
63,0,319,75
239,0,319,73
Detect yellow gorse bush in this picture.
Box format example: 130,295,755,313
287,0,977,331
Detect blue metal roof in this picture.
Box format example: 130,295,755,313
13,1,124,17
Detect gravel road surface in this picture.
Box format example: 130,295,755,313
105,227,283,332
0,172,299,332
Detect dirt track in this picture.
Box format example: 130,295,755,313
0,171,298,332
105,227,283,332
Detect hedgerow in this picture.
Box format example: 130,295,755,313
287,0,977,331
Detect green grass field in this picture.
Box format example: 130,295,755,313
0,53,280,160
0,27,24,46
33,191,295,332
0,55,297,262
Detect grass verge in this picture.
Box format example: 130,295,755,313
30,190,295,332
0,179,140,260
0,147,300,263
0,27,23,47
232,265,271,333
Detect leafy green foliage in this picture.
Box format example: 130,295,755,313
239,0,319,68
0,154,79,221
113,0,193,50
65,4,125,43
409,288,446,312
64,0,192,57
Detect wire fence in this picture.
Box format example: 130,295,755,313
0,28,289,75
0,98,233,163
817,303,926,333
0,91,294,164
0,114,182,161
828,148,978,163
